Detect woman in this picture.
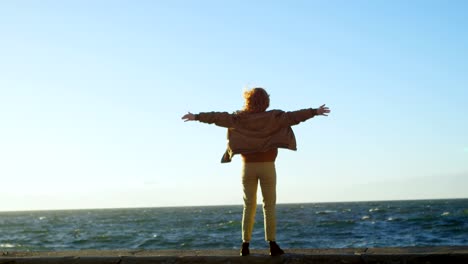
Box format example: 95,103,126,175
181,88,330,256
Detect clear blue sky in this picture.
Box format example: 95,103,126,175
1,1,467,211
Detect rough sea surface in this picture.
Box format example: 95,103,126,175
1,199,467,251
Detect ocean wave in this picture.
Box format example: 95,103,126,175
316,210,337,215
317,220,356,227
0,243,16,248
369,207,387,213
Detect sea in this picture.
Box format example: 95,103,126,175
1,199,467,251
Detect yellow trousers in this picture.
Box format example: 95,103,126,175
241,162,277,242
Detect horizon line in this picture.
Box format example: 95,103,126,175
1,197,467,213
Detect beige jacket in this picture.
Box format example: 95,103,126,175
196,108,318,163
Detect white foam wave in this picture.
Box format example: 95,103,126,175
0,243,15,248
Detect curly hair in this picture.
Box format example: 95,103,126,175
241,87,270,113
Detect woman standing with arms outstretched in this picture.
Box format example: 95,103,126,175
182,88,330,256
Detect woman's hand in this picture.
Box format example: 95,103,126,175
181,112,196,122
316,104,330,116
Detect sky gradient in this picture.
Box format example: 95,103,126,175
1,0,467,211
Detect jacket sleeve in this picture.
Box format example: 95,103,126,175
277,108,318,127
195,112,238,128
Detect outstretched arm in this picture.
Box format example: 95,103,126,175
278,104,331,127
181,111,237,127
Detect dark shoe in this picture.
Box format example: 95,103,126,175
240,242,250,256
269,241,284,256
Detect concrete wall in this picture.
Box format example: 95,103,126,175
1,246,468,264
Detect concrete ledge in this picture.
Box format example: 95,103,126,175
1,246,467,264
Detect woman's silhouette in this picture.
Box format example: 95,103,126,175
182,87,330,256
